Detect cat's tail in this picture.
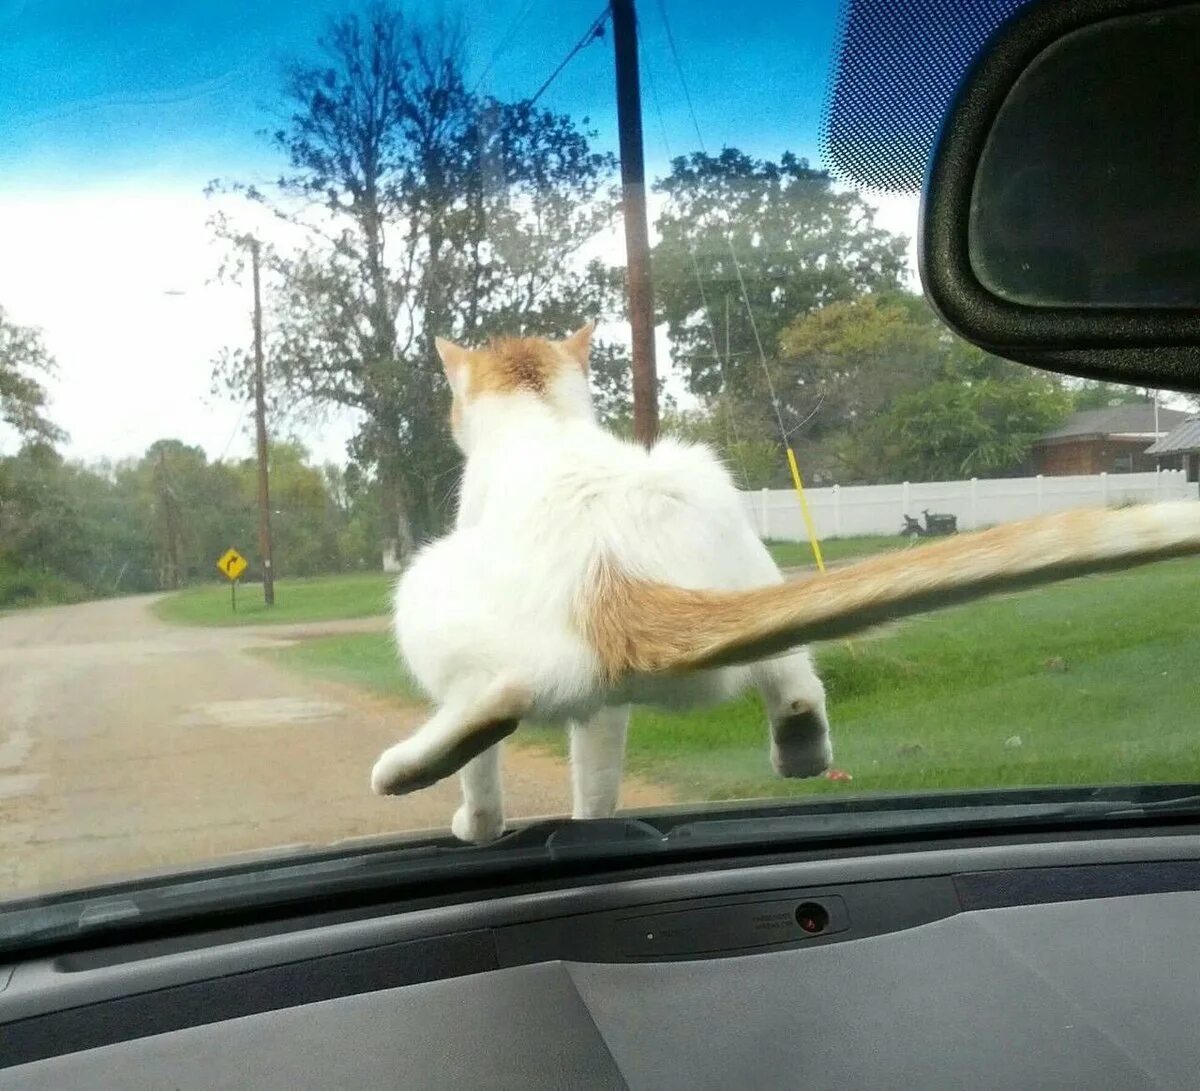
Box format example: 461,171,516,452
584,501,1200,678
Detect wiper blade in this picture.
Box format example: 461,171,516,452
5,793,1199,957
1095,793,1200,816
513,798,1167,860
662,794,1200,848
661,801,1127,846
535,799,1178,858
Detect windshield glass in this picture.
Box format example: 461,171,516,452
2,0,1198,904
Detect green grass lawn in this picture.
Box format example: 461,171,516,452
766,535,913,569
260,556,1200,801
155,538,901,628
263,632,421,702
155,571,394,626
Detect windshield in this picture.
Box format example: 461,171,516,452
2,0,1198,906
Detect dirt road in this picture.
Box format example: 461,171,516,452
0,596,670,898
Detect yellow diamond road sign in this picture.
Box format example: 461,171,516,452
217,548,248,582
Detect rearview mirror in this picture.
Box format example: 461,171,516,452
921,0,1200,391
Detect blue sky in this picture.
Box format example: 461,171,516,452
0,0,916,463
0,0,842,191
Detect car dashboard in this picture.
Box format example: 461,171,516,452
4,830,1200,1089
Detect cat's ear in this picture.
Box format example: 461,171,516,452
435,337,469,388
561,322,595,372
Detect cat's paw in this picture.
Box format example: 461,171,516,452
770,704,832,779
371,740,437,797
451,804,505,844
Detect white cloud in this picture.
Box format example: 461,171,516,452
0,183,359,464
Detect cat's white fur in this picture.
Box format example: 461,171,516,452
374,328,829,840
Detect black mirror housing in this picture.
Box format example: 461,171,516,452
921,0,1200,392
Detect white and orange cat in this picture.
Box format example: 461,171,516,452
372,324,1200,842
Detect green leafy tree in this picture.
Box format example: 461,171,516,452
849,377,1072,483
0,444,86,576
652,150,909,401
1067,379,1157,411
774,292,940,453
128,440,249,586
0,433,374,607
0,444,163,601
237,442,347,576
212,4,620,559
772,291,1069,483
322,461,383,569
0,307,64,446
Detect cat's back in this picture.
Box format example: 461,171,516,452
521,428,758,589
524,426,741,521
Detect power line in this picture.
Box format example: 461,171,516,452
643,43,751,486
216,408,249,462
472,0,540,95
653,0,829,575
654,0,803,445
653,0,706,152
528,5,610,105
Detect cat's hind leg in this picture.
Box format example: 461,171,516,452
451,745,505,844
753,649,832,778
570,705,630,820
371,675,531,797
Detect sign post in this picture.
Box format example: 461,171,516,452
216,548,249,615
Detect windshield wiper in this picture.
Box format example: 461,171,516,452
661,799,1145,846
4,791,1199,957
544,794,1200,856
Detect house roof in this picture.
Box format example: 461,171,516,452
1146,417,1200,454
1038,404,1192,443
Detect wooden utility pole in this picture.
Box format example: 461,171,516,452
155,448,182,590
611,0,658,448
250,239,275,606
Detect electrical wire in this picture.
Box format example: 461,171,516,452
528,5,611,105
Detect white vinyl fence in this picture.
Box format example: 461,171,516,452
742,470,1195,541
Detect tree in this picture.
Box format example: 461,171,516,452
212,4,619,558
652,150,909,401
0,434,372,608
0,444,85,575
775,292,939,441
126,440,246,587
585,341,636,428
769,290,1071,483
322,461,385,569
238,442,346,576
847,376,1072,483
0,307,64,446
1068,379,1155,411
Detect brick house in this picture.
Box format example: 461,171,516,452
1031,405,1190,476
